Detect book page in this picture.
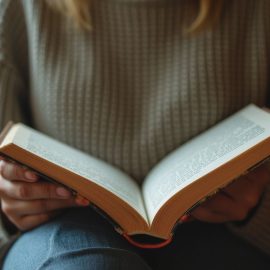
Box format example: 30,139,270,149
12,125,147,220
142,105,270,222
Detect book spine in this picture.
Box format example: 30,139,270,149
122,233,173,249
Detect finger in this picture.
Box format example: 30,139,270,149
12,211,60,231
197,192,248,221
223,177,262,210
246,165,270,187
0,160,38,182
179,214,195,223
1,197,78,217
191,205,229,223
0,179,72,200
75,194,90,206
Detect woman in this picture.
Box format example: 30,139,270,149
0,0,270,269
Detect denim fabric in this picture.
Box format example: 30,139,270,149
2,208,151,270
3,207,270,270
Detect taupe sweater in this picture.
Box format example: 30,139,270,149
0,0,270,255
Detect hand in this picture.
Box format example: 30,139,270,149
190,164,270,223
0,160,89,231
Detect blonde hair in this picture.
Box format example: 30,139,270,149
47,0,224,33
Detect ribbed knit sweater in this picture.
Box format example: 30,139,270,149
0,0,270,255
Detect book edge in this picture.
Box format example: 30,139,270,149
0,121,14,146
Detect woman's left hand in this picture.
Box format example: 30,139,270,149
190,164,270,223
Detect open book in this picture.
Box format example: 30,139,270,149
0,104,270,242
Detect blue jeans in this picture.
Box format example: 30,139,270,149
3,207,270,269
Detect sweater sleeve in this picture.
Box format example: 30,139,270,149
0,0,30,129
0,0,30,240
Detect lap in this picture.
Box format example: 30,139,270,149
3,207,270,270
3,207,150,270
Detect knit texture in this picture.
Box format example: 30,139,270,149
0,0,270,255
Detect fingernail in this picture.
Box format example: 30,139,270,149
180,214,192,223
24,171,38,181
56,187,71,197
76,197,90,206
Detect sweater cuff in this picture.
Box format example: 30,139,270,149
228,182,270,255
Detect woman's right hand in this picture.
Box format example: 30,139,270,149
0,160,89,231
